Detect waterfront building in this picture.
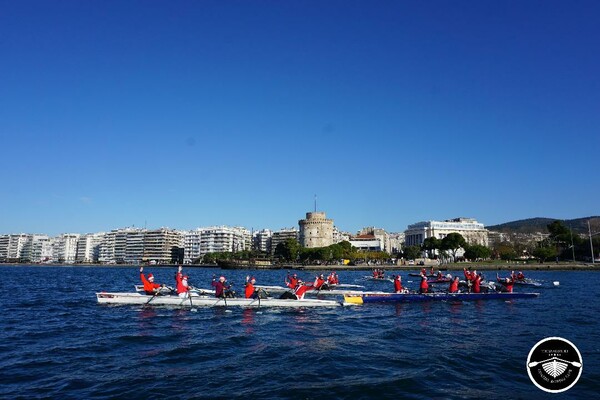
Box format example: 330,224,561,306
333,227,351,244
52,234,81,263
348,234,382,251
143,228,184,264
298,211,334,248
252,229,272,253
98,227,143,264
21,235,51,263
183,229,202,264
388,232,404,254
76,233,105,263
0,235,8,261
270,228,299,254
404,217,489,258
198,226,251,255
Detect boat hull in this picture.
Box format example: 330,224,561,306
345,292,539,304
97,292,343,308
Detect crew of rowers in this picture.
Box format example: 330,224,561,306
140,267,342,301
140,265,522,300
372,268,386,279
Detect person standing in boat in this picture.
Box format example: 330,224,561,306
245,276,258,299
212,275,231,298
175,265,190,298
393,275,404,293
140,266,164,295
419,275,429,294
448,276,459,293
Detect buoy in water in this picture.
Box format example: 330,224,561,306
553,281,560,286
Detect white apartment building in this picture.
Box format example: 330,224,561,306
0,234,50,262
388,232,405,254
76,233,105,263
198,226,251,255
183,229,202,264
252,229,272,253
332,227,351,244
52,234,81,263
20,235,51,262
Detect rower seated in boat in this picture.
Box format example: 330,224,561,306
140,266,166,295
448,276,459,293
393,275,406,293
313,274,329,290
245,276,259,299
496,274,515,293
212,275,233,298
175,266,191,298
285,273,299,289
419,275,429,294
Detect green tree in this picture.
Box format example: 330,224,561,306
421,237,441,258
441,233,467,261
532,246,558,263
494,242,517,261
403,245,422,260
463,244,492,261
274,238,301,262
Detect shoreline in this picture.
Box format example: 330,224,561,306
2,262,599,271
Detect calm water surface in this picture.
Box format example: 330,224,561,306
1,266,599,399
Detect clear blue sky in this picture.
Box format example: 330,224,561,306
1,1,598,236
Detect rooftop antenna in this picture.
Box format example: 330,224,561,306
314,194,317,212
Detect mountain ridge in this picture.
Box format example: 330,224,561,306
487,216,600,234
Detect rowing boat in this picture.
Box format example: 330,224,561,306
344,291,540,304
97,292,345,308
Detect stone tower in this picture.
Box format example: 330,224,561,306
299,211,334,248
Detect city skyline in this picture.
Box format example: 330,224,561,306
2,2,598,236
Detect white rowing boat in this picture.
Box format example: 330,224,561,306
97,292,345,308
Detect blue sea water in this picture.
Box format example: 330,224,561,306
1,265,599,399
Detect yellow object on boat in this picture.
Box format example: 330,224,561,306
344,295,364,305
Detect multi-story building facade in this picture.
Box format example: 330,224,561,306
143,228,184,264
76,233,105,263
270,228,299,254
298,211,334,248
183,229,202,264
252,229,272,253
20,234,51,262
388,232,404,254
52,234,81,263
197,226,251,255
404,217,489,257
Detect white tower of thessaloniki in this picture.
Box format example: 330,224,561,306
299,212,334,248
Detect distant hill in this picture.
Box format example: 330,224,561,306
487,217,600,235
